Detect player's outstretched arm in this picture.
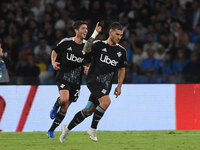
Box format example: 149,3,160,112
83,22,102,53
51,50,60,70
114,67,125,98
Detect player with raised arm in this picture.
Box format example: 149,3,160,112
59,22,127,142
47,20,95,138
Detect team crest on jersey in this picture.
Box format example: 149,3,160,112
102,48,107,52
117,52,122,57
67,47,72,51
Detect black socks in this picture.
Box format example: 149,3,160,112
55,97,61,108
67,110,87,130
49,109,66,131
91,106,105,129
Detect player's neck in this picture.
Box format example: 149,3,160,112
74,36,83,44
106,38,117,47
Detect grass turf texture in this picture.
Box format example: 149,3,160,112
1,130,200,150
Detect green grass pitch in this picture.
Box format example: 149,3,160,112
1,130,200,150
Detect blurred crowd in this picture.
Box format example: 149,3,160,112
0,0,200,84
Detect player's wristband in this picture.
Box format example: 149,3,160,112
91,29,99,39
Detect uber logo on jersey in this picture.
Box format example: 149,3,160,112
100,54,118,66
66,53,84,63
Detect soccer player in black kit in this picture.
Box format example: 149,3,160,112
59,22,127,142
47,21,101,138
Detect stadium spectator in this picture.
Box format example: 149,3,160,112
0,1,9,19
86,0,102,27
191,24,200,43
119,1,134,23
135,21,147,41
194,42,200,57
56,0,66,12
175,32,193,57
145,24,158,41
154,44,169,63
173,6,187,29
172,48,189,75
161,52,173,76
15,6,26,26
120,15,131,39
182,51,200,83
185,0,200,31
30,0,45,23
2,34,19,66
43,21,56,46
28,19,39,44
158,33,168,48
16,53,40,85
54,9,74,30
140,48,160,76
132,46,147,74
121,39,133,70
16,32,34,72
0,41,13,84
0,19,7,39
102,1,118,26
34,37,51,66
55,29,65,41
143,33,160,52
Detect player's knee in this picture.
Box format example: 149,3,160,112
60,97,69,105
101,99,111,109
82,108,94,117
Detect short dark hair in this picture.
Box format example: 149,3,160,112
110,22,123,31
73,20,88,30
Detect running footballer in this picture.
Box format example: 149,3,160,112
59,22,127,142
47,20,100,138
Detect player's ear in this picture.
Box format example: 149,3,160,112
74,28,78,33
109,30,112,36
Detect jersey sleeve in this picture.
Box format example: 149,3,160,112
53,42,64,53
53,42,65,63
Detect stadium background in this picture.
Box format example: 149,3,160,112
0,0,200,133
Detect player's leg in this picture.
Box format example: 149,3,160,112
88,95,111,141
50,97,61,120
59,96,96,143
48,90,71,138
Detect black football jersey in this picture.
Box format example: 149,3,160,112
54,37,91,84
86,40,127,89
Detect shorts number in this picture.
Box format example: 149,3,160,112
74,89,80,97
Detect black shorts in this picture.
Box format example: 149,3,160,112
87,82,111,100
88,94,99,107
57,79,80,102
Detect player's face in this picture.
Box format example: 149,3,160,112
78,24,88,39
110,29,123,44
